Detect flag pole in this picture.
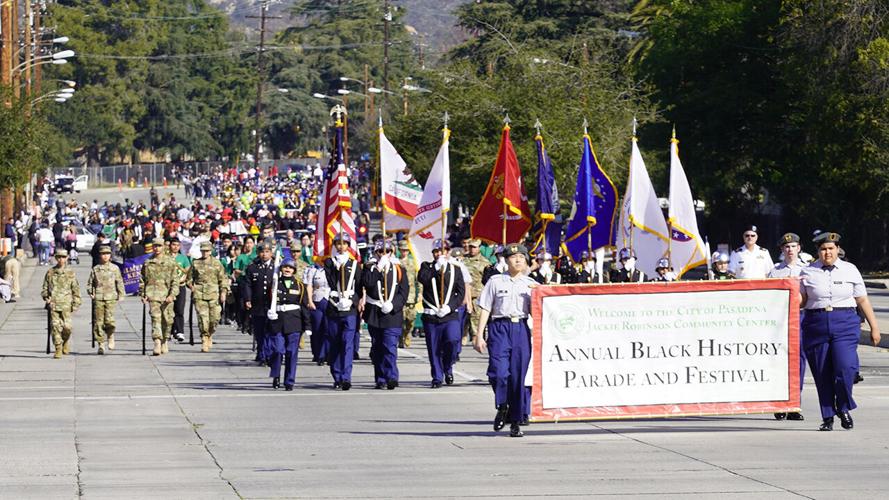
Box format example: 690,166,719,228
379,111,387,237
627,116,638,253
441,112,449,249
501,113,511,245
666,125,677,265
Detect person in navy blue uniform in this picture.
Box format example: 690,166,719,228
417,239,465,388
304,262,331,365
242,243,276,365
609,248,647,283
474,243,537,438
800,232,881,431
323,234,363,391
268,259,311,391
768,232,806,421
361,240,409,390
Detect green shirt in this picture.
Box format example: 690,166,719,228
234,253,254,273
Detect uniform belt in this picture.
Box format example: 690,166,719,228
276,304,300,312
808,306,855,312
493,316,527,323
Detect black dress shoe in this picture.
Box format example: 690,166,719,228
493,404,508,431
838,411,853,430
387,380,398,390
509,423,524,437
284,384,293,391
773,413,787,420
374,382,385,389
333,381,342,389
854,372,864,384
819,417,834,431
787,412,804,421
316,360,324,366
445,374,454,386
353,352,360,360
272,377,280,389
519,416,530,426
431,381,442,389
341,381,351,391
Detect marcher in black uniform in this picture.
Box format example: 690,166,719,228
609,248,647,283
554,254,578,284
417,239,465,388
575,251,603,284
361,240,409,390
651,258,677,282
710,252,735,280
243,243,276,364
529,253,563,285
268,259,311,390
324,234,363,390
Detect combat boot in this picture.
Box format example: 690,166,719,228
53,344,63,359
161,341,169,354
107,334,115,350
201,337,210,353
62,339,71,355
97,342,105,355
152,339,162,356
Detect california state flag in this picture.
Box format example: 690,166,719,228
380,122,423,232
408,127,450,264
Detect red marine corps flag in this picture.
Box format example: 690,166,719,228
470,117,532,244
314,105,359,261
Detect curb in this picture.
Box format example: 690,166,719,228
864,280,888,289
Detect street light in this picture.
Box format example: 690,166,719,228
52,49,75,60
368,87,395,95
51,36,70,44
12,49,75,74
313,93,343,102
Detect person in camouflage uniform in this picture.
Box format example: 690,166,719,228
87,246,125,355
189,241,230,352
41,249,82,358
140,237,180,355
463,239,489,344
398,239,419,348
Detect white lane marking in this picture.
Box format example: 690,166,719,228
0,389,487,402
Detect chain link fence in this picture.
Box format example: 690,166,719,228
50,160,284,188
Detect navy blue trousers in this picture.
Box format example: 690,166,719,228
802,308,860,419
456,305,467,355
252,315,271,363
328,314,358,383
309,298,329,362
486,319,531,422
369,326,400,384
269,332,301,386
423,318,461,384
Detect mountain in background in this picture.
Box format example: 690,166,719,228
208,0,467,59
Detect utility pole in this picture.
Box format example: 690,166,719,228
363,63,369,116
1,0,12,90
382,0,390,109
33,2,41,96
246,1,280,171
23,0,32,97
11,0,19,98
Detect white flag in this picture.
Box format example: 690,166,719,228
668,134,707,276
408,129,451,264
380,124,423,233
617,137,670,277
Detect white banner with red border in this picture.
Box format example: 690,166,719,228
530,279,801,422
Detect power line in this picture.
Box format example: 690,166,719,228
73,40,404,60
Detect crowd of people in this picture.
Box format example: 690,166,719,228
0,161,882,438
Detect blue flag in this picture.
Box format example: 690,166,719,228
590,138,619,251
530,133,561,256
564,134,607,261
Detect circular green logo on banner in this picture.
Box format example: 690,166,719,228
550,303,585,340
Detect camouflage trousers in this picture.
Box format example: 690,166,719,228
465,297,481,339
195,298,221,338
50,309,73,347
92,299,117,344
148,300,174,341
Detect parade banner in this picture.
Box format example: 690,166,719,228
531,279,800,422
117,254,151,296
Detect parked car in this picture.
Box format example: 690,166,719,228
52,175,88,193
73,225,97,252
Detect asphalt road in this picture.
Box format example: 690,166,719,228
2,254,889,499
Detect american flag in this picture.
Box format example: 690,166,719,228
314,111,359,261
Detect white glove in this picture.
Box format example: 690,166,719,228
380,301,394,314
434,255,449,271
338,298,353,311
436,304,451,318
267,310,279,320
304,330,312,337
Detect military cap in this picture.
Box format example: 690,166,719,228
715,252,730,263
467,238,481,247
167,236,180,243
656,257,670,269
744,225,758,234
536,252,553,261
332,233,351,243
779,233,800,246
494,244,505,255
280,259,296,270
200,241,213,251
503,243,530,261
54,248,68,258
256,242,273,252
580,250,593,261
397,239,409,250
432,239,446,251
98,246,112,255
450,248,464,258
813,232,841,245
152,237,166,246
618,247,636,261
